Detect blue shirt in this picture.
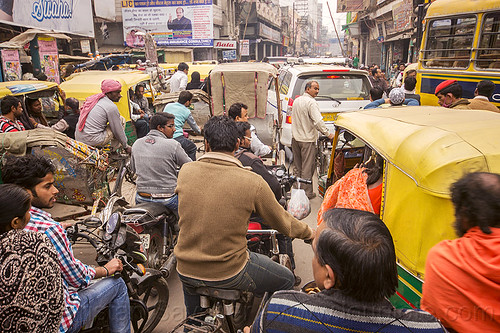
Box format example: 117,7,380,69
163,102,201,138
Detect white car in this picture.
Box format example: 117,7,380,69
266,65,372,147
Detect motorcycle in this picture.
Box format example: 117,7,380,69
122,202,179,278
67,209,169,333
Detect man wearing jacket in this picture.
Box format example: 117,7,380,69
131,113,191,212
174,116,314,316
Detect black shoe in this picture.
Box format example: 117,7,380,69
307,193,317,200
294,274,302,286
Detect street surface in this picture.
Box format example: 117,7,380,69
60,151,321,332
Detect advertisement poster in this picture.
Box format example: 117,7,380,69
240,40,250,56
222,50,236,61
393,0,413,32
122,0,213,47
0,0,94,37
1,49,22,81
38,37,60,84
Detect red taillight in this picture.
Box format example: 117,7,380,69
286,97,294,124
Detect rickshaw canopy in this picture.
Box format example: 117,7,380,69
209,62,278,118
333,107,500,278
60,71,152,122
334,106,500,196
0,81,59,98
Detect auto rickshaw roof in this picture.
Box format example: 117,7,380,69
0,81,59,98
210,62,278,77
335,106,500,196
60,71,151,102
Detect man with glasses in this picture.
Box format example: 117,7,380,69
131,113,191,212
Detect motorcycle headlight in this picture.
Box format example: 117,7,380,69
106,212,120,234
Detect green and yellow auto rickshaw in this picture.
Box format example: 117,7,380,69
320,106,500,309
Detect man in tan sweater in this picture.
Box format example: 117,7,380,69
468,80,499,113
174,116,314,316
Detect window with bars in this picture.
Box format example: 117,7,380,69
476,12,500,69
422,16,476,68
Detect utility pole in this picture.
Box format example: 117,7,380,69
292,2,295,55
327,1,345,57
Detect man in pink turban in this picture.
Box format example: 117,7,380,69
75,79,132,153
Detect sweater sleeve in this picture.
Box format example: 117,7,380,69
309,99,330,136
254,179,312,239
107,107,129,148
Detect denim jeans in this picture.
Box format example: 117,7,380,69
136,193,179,214
174,136,197,161
67,277,130,333
179,251,295,316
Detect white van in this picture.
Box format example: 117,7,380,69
267,65,372,147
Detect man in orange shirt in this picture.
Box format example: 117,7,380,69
421,172,500,332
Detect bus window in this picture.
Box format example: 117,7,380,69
423,16,476,68
477,12,500,69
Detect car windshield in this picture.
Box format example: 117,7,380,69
292,74,370,100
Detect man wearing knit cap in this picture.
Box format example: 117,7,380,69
364,88,418,109
434,80,471,109
75,79,132,153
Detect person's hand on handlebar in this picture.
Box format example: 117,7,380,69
125,146,132,155
96,258,123,278
327,132,335,140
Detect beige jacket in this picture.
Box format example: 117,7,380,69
468,96,499,113
174,152,313,280
291,92,330,142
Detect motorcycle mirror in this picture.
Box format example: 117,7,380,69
106,212,121,234
343,131,356,143
83,216,102,228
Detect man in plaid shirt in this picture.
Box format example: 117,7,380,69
0,95,25,133
2,155,131,333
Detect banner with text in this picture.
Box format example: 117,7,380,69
0,0,94,37
122,0,213,47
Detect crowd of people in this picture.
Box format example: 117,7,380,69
0,61,499,333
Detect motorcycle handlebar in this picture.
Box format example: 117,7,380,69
289,175,312,185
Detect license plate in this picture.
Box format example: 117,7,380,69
140,234,150,250
322,113,337,121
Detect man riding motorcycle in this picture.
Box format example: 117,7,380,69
174,116,314,316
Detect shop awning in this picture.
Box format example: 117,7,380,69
0,28,71,49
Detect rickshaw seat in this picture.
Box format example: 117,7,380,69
123,202,171,217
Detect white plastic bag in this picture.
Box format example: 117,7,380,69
287,188,311,220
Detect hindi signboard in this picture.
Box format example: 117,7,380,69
0,0,94,37
240,40,250,56
222,50,237,61
122,0,213,48
337,0,364,12
393,0,413,32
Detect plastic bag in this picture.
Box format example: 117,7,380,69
287,188,311,220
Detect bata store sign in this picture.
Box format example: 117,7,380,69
214,40,236,49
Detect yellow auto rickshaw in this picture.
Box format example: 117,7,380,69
60,71,155,145
0,80,64,128
321,106,500,309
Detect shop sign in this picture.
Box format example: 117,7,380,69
0,1,94,37
222,50,237,60
214,40,236,49
240,39,249,56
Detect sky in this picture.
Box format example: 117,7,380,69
279,0,347,36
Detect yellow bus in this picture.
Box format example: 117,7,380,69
417,0,500,107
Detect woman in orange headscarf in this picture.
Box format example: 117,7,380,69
317,152,384,225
